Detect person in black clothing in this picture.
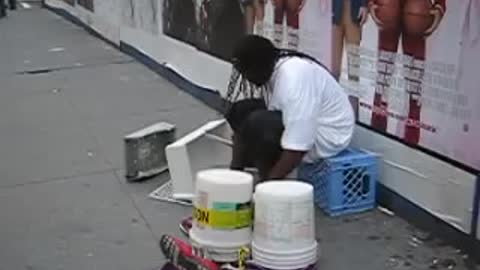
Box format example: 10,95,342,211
1,0,7,17
9,0,16,10
1,0,16,17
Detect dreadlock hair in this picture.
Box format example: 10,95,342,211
224,35,330,113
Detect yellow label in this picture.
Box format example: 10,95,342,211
238,246,250,270
193,205,252,229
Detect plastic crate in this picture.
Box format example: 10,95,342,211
298,148,379,216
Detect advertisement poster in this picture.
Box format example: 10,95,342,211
158,0,479,170
161,0,332,64
161,0,244,60
335,0,480,170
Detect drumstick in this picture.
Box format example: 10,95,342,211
204,133,234,147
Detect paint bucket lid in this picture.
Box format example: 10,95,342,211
254,181,313,202
197,169,253,186
196,169,253,202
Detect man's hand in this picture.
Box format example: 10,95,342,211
358,6,369,26
268,150,306,180
368,2,383,28
424,5,444,36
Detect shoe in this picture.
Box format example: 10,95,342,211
179,216,193,237
8,0,15,10
159,235,219,270
160,263,180,270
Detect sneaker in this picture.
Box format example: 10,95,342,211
159,235,219,270
160,263,180,270
179,216,193,236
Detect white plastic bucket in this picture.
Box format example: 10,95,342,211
253,254,317,270
252,181,317,269
252,239,317,269
192,240,241,263
190,169,254,261
251,242,317,258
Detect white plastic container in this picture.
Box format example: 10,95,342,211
165,119,232,200
252,181,317,269
251,242,318,270
191,241,242,263
190,169,254,262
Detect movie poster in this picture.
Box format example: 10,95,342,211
77,0,94,11
160,0,332,64
335,0,480,170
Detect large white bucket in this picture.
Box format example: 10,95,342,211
190,169,254,262
191,240,243,263
252,181,317,269
251,242,318,269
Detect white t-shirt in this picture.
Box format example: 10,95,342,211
268,57,355,162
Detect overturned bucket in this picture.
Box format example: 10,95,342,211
252,181,317,269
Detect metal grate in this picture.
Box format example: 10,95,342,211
342,167,371,206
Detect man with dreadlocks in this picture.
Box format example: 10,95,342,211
224,34,355,180
159,35,354,270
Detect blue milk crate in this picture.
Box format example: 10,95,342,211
298,148,379,216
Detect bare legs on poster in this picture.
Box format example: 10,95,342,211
273,0,303,49
244,0,266,36
331,0,368,120
368,0,445,145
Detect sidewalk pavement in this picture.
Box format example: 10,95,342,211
0,4,478,270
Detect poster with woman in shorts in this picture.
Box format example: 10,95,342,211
334,0,480,170
331,0,369,119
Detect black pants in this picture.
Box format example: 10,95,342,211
225,99,284,180
0,0,15,14
0,0,6,17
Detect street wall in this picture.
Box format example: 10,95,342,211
45,0,479,237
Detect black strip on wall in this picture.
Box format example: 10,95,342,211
471,176,480,238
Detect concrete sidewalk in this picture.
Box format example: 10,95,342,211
0,4,478,270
